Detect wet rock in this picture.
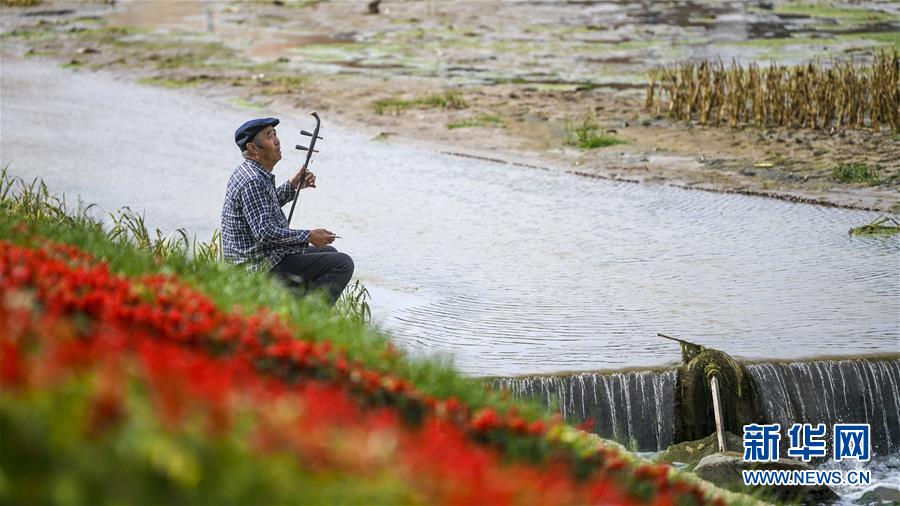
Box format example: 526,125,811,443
694,452,840,505
856,486,900,505
655,432,743,470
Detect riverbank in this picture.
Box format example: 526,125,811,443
1,0,898,211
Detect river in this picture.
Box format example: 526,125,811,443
1,57,897,378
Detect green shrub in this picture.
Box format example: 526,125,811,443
374,91,467,115
832,162,882,185
565,116,626,149
447,114,506,130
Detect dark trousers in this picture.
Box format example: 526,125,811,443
270,246,354,305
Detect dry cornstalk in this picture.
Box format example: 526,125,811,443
645,50,898,132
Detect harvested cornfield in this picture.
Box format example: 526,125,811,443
646,50,899,132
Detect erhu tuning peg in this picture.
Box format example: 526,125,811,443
295,144,319,152
300,130,324,140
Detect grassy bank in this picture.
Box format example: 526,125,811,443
0,168,519,414
0,169,760,504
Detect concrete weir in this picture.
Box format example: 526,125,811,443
749,359,900,455
493,358,900,453
494,370,677,452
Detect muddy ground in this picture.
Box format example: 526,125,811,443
1,0,898,211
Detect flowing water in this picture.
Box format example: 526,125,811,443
495,359,900,453
1,58,898,378
495,359,900,499
494,370,678,451
750,360,900,455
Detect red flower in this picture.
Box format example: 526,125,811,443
508,416,527,434
527,420,546,436
0,238,717,504
471,408,499,431
0,339,27,389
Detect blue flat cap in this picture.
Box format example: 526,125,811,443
235,117,279,151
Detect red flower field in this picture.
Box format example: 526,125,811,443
1,233,727,505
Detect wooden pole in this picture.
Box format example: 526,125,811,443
710,376,727,452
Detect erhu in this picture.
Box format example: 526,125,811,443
287,111,323,224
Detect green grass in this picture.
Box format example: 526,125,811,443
579,134,626,149
838,31,900,48
60,59,84,69
2,25,58,41
534,83,582,92
24,48,55,58
849,215,900,236
565,116,626,149
832,162,882,185
335,280,372,325
374,91,467,115
373,98,415,115
734,36,835,48
283,0,327,9
232,97,272,109
69,26,146,43
256,75,306,95
290,43,368,63
72,16,106,25
774,3,895,23
447,114,505,130
137,76,202,89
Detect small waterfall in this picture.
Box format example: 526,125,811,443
494,358,900,455
747,359,900,454
493,370,677,451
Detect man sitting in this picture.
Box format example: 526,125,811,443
220,117,353,304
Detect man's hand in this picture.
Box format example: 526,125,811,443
291,166,316,190
309,228,337,247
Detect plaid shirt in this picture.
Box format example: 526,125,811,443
221,159,309,271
